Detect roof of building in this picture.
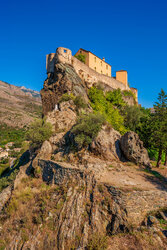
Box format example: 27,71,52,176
130,87,137,91
116,70,127,72
77,48,112,67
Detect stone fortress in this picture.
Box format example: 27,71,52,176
46,47,138,101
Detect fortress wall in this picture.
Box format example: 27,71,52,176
130,87,138,100
72,56,130,91
46,53,55,73
46,48,136,94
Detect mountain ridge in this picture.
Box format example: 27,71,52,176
0,80,42,128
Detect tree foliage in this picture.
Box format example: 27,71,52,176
88,87,126,134
26,119,52,149
106,89,126,108
71,113,105,149
123,106,144,132
74,54,86,63
124,89,167,167
149,89,167,166
73,95,87,111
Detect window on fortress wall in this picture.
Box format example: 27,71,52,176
106,65,108,69
94,67,96,71
101,70,103,74
94,57,96,62
101,61,102,66
64,49,67,53
80,50,82,54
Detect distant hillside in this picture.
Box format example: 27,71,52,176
0,80,42,128
19,86,41,99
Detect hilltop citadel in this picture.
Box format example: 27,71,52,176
46,47,138,101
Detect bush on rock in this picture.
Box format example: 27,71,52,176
71,112,105,149
26,119,52,149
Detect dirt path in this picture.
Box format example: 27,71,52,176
99,162,167,191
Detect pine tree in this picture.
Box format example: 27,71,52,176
151,89,167,167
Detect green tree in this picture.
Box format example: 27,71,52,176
74,54,86,63
26,119,52,149
135,107,152,148
106,89,126,108
150,89,167,167
123,105,144,132
88,87,126,134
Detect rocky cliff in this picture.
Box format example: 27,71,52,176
0,59,167,250
40,63,89,116
40,60,136,116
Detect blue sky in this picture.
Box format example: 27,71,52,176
0,0,167,108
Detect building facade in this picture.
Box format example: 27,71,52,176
116,70,128,87
75,48,112,77
46,47,138,101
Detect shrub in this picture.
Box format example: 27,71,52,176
59,93,87,112
71,113,105,148
0,158,8,164
123,90,134,97
26,119,52,149
59,93,75,103
87,233,108,250
13,141,22,148
0,168,19,192
74,95,87,111
123,90,136,102
74,54,86,64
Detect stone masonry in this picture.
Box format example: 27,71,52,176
46,47,138,101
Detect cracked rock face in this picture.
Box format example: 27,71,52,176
120,131,151,167
38,160,129,249
40,63,89,115
90,125,123,161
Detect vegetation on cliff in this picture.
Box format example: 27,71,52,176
71,112,105,148
87,86,167,167
125,89,167,167
1,79,167,249
74,54,86,63
26,119,52,150
88,87,126,134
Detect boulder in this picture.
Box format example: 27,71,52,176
32,140,52,170
40,140,52,160
120,131,151,167
90,125,123,161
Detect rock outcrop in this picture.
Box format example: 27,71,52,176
38,159,129,248
2,49,167,249
90,125,123,161
0,186,12,212
120,131,151,167
46,100,77,133
40,63,89,115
